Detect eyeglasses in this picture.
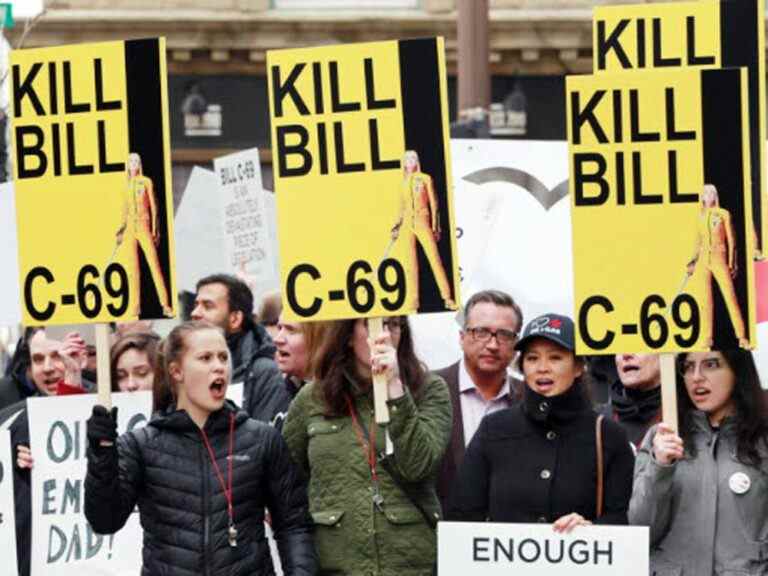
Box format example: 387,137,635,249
679,356,724,378
465,326,518,346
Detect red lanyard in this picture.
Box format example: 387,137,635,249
200,413,235,527
345,395,378,484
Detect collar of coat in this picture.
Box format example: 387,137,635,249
609,380,662,422
523,380,590,425
687,409,739,437
151,400,248,435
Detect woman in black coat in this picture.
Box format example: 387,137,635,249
84,321,317,575
448,313,634,532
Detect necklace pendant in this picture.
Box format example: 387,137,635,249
228,523,238,548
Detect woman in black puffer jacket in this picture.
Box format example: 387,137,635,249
84,320,317,576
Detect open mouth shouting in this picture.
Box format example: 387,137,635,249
210,377,227,400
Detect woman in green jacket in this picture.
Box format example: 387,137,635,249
282,316,452,576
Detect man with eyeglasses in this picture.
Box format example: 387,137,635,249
435,289,524,513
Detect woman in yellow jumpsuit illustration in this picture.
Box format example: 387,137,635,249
391,150,455,310
686,184,748,349
116,152,173,318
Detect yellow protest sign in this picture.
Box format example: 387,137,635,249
268,38,460,321
12,39,176,325
594,0,767,265
567,67,756,354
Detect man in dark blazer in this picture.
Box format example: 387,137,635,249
435,290,525,514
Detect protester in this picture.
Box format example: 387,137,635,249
282,317,451,576
600,354,662,446
84,320,317,575
111,331,161,392
435,289,524,513
6,329,88,576
0,328,60,410
448,313,634,530
191,273,290,424
259,290,283,340
629,349,768,576
274,314,325,400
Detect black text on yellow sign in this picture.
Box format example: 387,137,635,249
567,67,757,354
268,38,460,322
12,39,177,325
593,0,768,260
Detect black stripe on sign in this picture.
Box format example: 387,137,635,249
720,0,762,249
124,39,172,319
701,67,751,347
398,38,456,313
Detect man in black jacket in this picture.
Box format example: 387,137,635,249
191,274,291,425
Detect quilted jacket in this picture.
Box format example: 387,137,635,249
282,373,452,576
84,401,317,576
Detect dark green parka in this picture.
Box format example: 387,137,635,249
282,373,452,576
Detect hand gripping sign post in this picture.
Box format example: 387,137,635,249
437,522,649,576
268,38,460,424
567,67,757,427
11,38,177,407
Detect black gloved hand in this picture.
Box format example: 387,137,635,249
87,405,118,449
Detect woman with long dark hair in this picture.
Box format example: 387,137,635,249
448,313,634,530
85,321,317,575
629,349,768,575
282,316,451,576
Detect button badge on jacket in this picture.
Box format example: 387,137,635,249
728,472,751,495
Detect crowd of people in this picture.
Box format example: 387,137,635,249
0,274,766,576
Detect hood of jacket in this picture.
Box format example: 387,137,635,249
227,324,276,381
4,337,35,396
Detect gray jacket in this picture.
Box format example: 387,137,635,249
629,413,768,576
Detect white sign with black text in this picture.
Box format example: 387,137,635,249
438,522,649,576
214,148,277,304
28,392,152,576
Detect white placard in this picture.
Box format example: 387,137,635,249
28,392,152,576
0,182,21,323
438,522,649,576
174,166,226,293
411,140,571,369
226,382,244,409
214,148,277,306
0,429,19,576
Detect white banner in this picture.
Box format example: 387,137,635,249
28,392,152,576
438,522,649,576
214,148,277,307
0,182,21,324
411,140,571,370
0,429,19,576
175,166,226,293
